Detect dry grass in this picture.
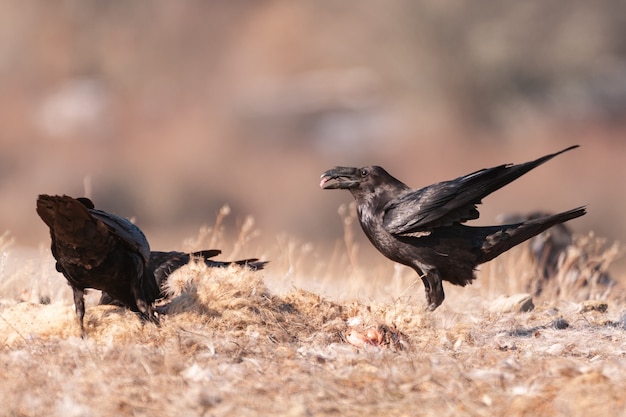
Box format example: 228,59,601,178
1,209,625,417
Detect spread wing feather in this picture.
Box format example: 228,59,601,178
383,145,579,235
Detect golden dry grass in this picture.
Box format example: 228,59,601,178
1,210,625,417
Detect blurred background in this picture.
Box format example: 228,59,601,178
1,1,625,277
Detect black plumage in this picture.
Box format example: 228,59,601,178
37,195,269,320
320,145,586,310
36,194,160,335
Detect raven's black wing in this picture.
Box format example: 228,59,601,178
148,250,267,286
87,208,151,265
74,196,151,265
383,145,579,236
149,250,220,285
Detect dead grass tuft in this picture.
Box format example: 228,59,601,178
482,231,623,304
161,262,350,347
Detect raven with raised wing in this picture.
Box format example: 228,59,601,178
320,146,586,310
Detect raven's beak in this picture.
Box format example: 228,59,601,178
320,167,359,189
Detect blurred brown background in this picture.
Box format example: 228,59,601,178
1,1,625,273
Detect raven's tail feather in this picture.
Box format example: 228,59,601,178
477,206,587,264
146,250,268,288
188,250,267,271
461,145,579,204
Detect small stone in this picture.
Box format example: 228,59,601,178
551,318,570,329
546,343,565,355
579,300,608,313
488,294,535,313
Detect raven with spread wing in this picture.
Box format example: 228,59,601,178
36,194,160,335
320,146,586,310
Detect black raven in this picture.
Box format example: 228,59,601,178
98,250,268,306
36,195,160,335
320,145,586,310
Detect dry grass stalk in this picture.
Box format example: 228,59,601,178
482,232,622,305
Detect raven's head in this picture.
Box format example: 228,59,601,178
320,166,408,196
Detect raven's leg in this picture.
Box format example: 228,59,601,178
72,287,86,338
421,271,445,311
129,257,160,326
131,280,158,325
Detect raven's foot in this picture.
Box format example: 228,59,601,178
139,308,160,327
78,319,87,339
421,273,445,311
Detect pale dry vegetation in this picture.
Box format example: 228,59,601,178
1,207,625,417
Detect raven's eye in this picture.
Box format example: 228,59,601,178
360,169,368,177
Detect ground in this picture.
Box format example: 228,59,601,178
0,221,624,417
